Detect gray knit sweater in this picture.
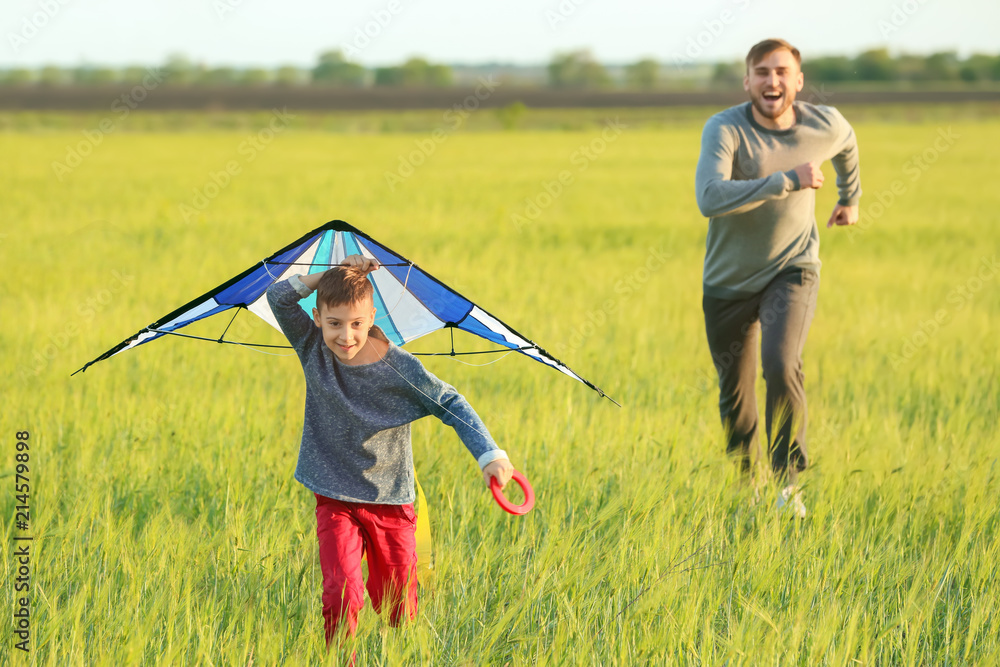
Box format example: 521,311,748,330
695,101,861,299
266,276,504,504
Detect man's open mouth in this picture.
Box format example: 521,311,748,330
762,91,783,101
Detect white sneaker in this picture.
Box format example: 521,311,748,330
776,485,806,519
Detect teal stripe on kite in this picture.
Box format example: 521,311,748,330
351,234,406,345
369,276,405,346
314,229,334,270
298,230,333,315
341,232,405,346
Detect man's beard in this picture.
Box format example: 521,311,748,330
751,90,794,120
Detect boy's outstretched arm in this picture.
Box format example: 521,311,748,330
397,353,517,490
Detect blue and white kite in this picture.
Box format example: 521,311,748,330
74,220,617,405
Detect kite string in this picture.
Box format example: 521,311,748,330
376,353,494,443
228,342,297,357
442,351,516,367
376,261,413,322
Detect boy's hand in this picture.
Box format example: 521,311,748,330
483,458,514,489
340,254,380,273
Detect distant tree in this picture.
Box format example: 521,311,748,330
625,58,659,89
312,50,366,86
423,62,452,87
954,54,1000,82
373,65,404,86
197,67,239,85
275,66,309,86
1,68,35,85
162,54,200,85
72,66,119,84
397,57,433,85
547,50,610,88
803,56,853,82
711,61,743,86
374,57,452,87
241,68,272,85
956,54,988,82
922,51,959,81
122,66,151,84
894,54,927,82
38,65,70,86
853,49,897,81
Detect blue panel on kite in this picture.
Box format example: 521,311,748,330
215,238,320,306
454,315,513,349
356,237,472,325
162,303,232,331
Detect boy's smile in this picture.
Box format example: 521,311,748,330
313,299,378,365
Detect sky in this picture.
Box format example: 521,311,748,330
2,0,998,69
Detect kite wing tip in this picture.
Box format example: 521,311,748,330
602,392,623,408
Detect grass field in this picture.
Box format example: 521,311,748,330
2,105,999,665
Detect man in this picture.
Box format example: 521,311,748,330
695,38,861,517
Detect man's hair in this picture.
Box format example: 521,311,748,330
316,266,374,311
745,38,801,71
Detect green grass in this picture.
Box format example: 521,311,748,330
1,108,999,665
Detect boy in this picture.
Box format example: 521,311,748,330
266,254,515,645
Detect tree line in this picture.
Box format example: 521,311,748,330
2,48,998,88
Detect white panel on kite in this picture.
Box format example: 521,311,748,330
161,298,221,330
248,236,324,331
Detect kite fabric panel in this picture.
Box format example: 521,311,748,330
73,220,616,404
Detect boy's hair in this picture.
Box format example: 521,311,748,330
745,38,801,71
316,266,374,311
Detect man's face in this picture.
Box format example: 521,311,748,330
312,298,376,364
743,48,804,121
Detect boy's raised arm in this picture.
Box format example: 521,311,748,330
265,276,317,350
302,255,380,291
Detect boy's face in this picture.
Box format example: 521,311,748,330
312,297,376,364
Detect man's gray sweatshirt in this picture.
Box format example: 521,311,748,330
695,101,861,299
266,276,505,505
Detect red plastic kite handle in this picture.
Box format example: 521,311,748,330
490,470,535,515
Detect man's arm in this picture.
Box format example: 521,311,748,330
826,111,862,228
695,116,820,218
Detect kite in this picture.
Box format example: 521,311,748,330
74,219,611,575
72,219,618,407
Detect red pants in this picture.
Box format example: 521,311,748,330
314,493,418,645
